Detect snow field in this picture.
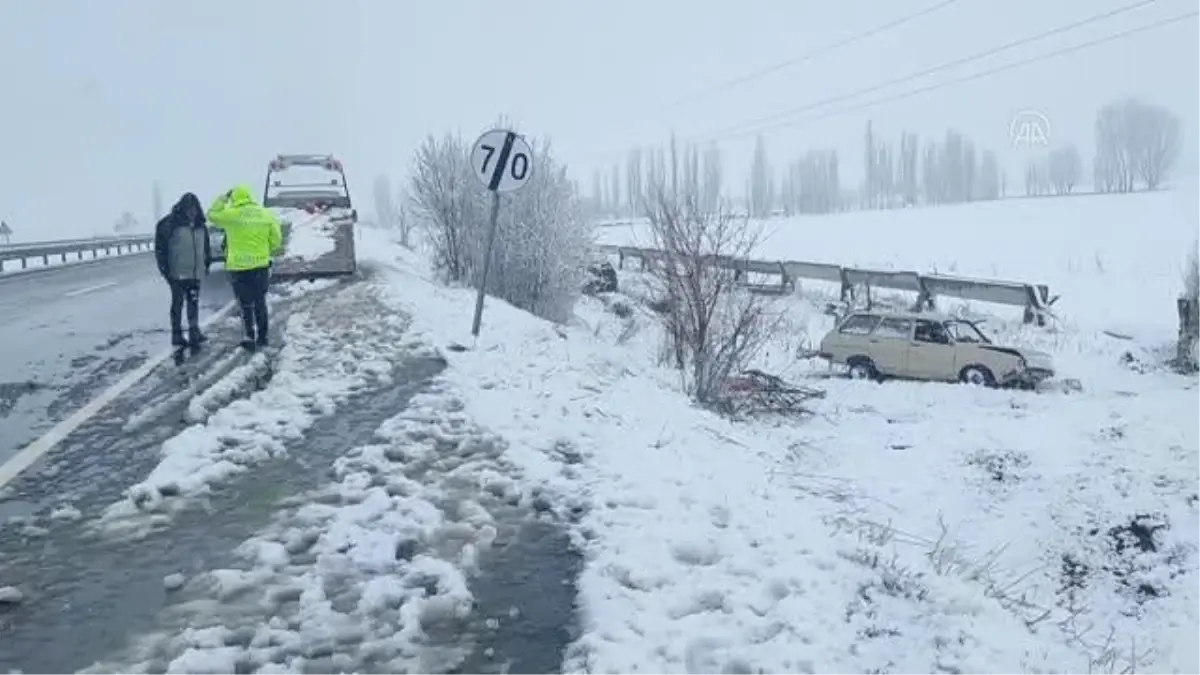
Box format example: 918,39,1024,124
597,188,1200,338
589,266,1198,672
97,280,405,532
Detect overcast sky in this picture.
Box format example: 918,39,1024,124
0,0,1195,238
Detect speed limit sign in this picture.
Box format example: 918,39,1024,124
471,129,534,193
468,128,536,339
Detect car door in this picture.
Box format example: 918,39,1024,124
909,320,958,381
868,317,915,376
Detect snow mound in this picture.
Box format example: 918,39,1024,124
273,209,340,262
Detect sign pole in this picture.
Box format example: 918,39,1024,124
467,127,534,339
471,190,502,338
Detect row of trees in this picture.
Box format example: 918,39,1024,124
589,124,1007,220
589,96,1184,219
1024,98,1182,197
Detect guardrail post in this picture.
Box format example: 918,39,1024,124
915,276,935,311
42,254,48,266
838,268,852,303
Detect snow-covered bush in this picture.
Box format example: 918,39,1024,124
408,130,589,323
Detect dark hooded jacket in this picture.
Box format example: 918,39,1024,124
154,192,211,281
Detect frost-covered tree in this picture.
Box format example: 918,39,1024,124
409,133,481,282
1024,157,1052,196
897,132,920,207
626,147,643,214
1047,145,1081,195
863,121,877,209
701,142,723,213
749,134,773,218
978,150,1001,201
409,129,589,323
922,141,940,205
373,174,396,229
789,150,840,214
609,164,622,217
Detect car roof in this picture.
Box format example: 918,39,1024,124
845,309,961,322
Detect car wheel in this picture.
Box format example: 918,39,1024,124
847,357,878,381
960,365,996,387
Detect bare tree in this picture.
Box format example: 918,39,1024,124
1093,98,1180,192
1134,104,1181,190
1047,145,1081,195
642,182,776,405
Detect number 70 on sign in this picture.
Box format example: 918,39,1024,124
471,129,534,193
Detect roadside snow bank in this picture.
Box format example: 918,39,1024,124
358,228,1131,673
100,284,405,527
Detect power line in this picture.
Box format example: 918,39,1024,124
688,0,1162,143
658,0,964,112
709,8,1197,143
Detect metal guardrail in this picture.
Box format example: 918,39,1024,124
0,235,155,274
595,244,1056,325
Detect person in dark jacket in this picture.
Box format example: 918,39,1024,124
154,192,212,347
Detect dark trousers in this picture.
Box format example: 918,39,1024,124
168,279,200,336
230,267,270,342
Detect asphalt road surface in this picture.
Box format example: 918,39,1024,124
0,254,234,463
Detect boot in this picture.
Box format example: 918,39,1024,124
188,327,207,345
171,329,187,348
239,335,257,351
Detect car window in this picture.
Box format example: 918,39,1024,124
946,320,990,344
875,318,913,339
915,320,952,344
838,314,880,335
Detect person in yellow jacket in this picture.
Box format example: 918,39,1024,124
207,184,283,350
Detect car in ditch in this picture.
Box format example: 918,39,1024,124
816,309,1055,388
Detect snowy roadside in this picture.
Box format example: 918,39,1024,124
83,226,1196,673
355,229,1189,673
